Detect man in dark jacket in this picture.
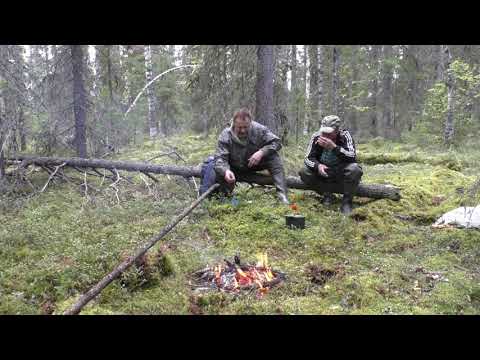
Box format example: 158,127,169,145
214,108,289,204
299,115,363,214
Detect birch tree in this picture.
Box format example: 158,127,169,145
443,45,455,145
144,45,159,138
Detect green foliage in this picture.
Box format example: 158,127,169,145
418,59,480,145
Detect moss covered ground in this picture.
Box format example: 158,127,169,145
1,133,479,315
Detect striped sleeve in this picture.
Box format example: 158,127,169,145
304,132,321,171
334,130,356,161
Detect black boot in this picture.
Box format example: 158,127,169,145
321,193,335,206
340,194,353,215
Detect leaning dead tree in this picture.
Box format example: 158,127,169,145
12,155,401,200
64,183,220,315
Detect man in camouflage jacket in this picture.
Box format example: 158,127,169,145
214,108,289,204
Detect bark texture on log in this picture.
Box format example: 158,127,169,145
12,155,401,200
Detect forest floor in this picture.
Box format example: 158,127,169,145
1,133,480,315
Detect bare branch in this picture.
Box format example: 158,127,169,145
40,162,67,192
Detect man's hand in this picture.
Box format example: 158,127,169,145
224,170,236,184
317,136,337,150
318,164,329,177
248,150,264,168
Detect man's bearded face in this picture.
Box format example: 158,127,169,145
233,117,251,139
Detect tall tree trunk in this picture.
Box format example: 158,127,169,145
0,144,4,179
308,45,319,132
10,45,27,151
71,45,88,158
348,46,358,134
302,45,308,134
381,45,394,139
274,45,289,138
144,45,159,138
332,46,340,115
18,108,26,151
369,45,379,138
0,115,4,179
444,45,455,146
318,45,324,120
290,45,299,143
435,45,445,83
406,45,420,131
255,45,275,130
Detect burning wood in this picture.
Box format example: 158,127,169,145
191,254,285,298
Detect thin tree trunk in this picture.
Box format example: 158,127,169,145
369,45,379,138
274,45,289,137
18,107,26,151
0,119,4,178
318,45,324,121
71,45,88,158
444,45,455,146
302,45,308,134
290,45,299,143
348,46,358,134
381,45,394,139
332,46,340,115
308,45,319,132
144,45,159,138
0,148,4,179
255,45,275,129
407,45,420,131
435,45,445,82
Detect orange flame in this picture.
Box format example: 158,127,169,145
213,253,277,296
290,203,299,214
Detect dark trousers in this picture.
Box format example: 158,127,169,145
216,152,288,195
298,162,363,196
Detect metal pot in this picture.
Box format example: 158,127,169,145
285,214,305,229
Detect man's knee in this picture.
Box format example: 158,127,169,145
344,163,363,181
262,152,285,174
299,167,317,185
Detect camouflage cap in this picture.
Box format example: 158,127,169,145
319,115,342,134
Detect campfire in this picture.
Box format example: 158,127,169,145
191,254,285,298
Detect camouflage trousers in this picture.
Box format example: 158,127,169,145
216,152,288,196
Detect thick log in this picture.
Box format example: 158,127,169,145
238,173,401,201
64,183,220,315
11,155,401,200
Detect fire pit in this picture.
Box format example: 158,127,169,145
190,254,286,298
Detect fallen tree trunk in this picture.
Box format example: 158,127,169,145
64,183,220,315
11,155,401,200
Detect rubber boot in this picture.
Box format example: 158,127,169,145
340,193,354,215
277,192,290,205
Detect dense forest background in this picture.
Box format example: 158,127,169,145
1,45,480,315
1,45,479,169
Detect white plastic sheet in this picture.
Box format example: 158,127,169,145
433,206,480,228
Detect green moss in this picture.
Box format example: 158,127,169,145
156,254,176,277
2,134,480,314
